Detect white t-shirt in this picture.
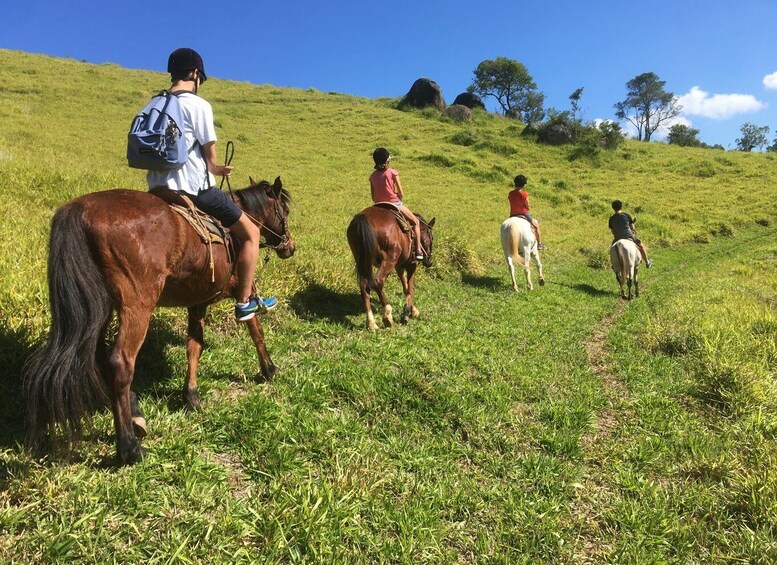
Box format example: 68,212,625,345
146,91,217,195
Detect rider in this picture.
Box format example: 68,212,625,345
147,47,277,321
369,147,425,261
508,174,545,249
608,200,653,268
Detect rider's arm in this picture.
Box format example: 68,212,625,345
201,141,234,178
393,175,405,200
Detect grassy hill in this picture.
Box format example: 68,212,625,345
0,49,775,562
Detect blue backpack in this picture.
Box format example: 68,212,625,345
127,90,189,170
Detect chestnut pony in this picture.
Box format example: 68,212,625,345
24,178,294,465
347,204,435,330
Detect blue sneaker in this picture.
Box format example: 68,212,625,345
235,295,278,322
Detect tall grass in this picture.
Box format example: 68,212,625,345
0,49,775,562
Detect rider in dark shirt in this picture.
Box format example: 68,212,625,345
608,200,652,268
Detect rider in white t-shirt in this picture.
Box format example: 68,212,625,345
149,48,277,320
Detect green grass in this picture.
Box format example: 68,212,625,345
0,49,775,562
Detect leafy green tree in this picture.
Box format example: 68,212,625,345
614,72,681,141
735,122,770,151
569,87,584,121
766,134,777,152
469,57,545,122
667,124,702,147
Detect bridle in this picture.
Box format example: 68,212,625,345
220,141,291,253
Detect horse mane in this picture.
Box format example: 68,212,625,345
234,180,291,212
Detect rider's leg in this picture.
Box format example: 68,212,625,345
226,213,260,303
399,206,423,256
531,219,543,245
637,242,651,265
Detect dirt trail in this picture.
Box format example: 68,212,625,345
569,300,632,562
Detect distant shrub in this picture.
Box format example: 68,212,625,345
419,154,455,168
448,130,478,146
474,139,515,157
435,234,485,276
580,247,610,270
711,223,735,237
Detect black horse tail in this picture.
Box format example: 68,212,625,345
24,202,112,452
347,213,377,290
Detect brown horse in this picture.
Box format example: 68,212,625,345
24,178,294,465
347,205,435,330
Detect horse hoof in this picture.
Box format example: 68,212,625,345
119,444,146,466
383,318,393,328
132,416,147,438
539,278,545,286
260,364,280,381
183,388,202,411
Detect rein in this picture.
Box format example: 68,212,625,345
219,141,290,252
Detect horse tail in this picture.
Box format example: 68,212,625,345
347,213,377,289
24,202,112,451
501,219,527,267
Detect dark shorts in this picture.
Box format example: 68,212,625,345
613,235,641,245
510,213,534,224
191,187,242,228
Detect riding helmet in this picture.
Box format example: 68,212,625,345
373,147,391,167
167,48,207,82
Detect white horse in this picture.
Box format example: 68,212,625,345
610,238,641,299
500,216,545,291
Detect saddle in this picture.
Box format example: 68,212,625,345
373,202,411,233
150,187,236,281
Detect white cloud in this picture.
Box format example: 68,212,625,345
764,72,777,90
677,86,766,120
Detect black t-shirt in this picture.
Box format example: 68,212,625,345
608,212,634,240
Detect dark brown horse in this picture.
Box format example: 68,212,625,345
24,178,294,465
347,205,435,330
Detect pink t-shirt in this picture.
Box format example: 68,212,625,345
369,168,400,203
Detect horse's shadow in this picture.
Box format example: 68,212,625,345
0,323,34,449
564,282,612,297
461,272,505,290
289,283,363,326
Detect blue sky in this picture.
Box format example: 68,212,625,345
3,0,777,148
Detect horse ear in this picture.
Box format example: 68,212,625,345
272,176,283,196
249,176,256,186
428,217,436,228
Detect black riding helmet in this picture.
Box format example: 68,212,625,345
373,147,391,168
167,48,207,83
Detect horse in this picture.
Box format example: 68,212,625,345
610,238,641,300
346,205,435,330
500,216,545,291
23,177,295,465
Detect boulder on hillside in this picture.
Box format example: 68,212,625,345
537,122,574,145
452,92,485,110
444,104,472,121
402,78,445,110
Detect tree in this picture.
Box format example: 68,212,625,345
735,123,769,152
569,87,584,122
667,124,702,147
614,72,681,142
469,57,545,123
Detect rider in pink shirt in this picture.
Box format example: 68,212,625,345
369,148,424,260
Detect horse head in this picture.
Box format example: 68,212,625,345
418,216,436,267
239,176,295,258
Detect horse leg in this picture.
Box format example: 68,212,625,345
183,305,206,409
506,257,518,292
245,315,280,381
634,267,640,298
108,306,153,465
359,276,378,331
374,262,394,328
533,248,545,286
397,264,419,324
523,246,533,290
